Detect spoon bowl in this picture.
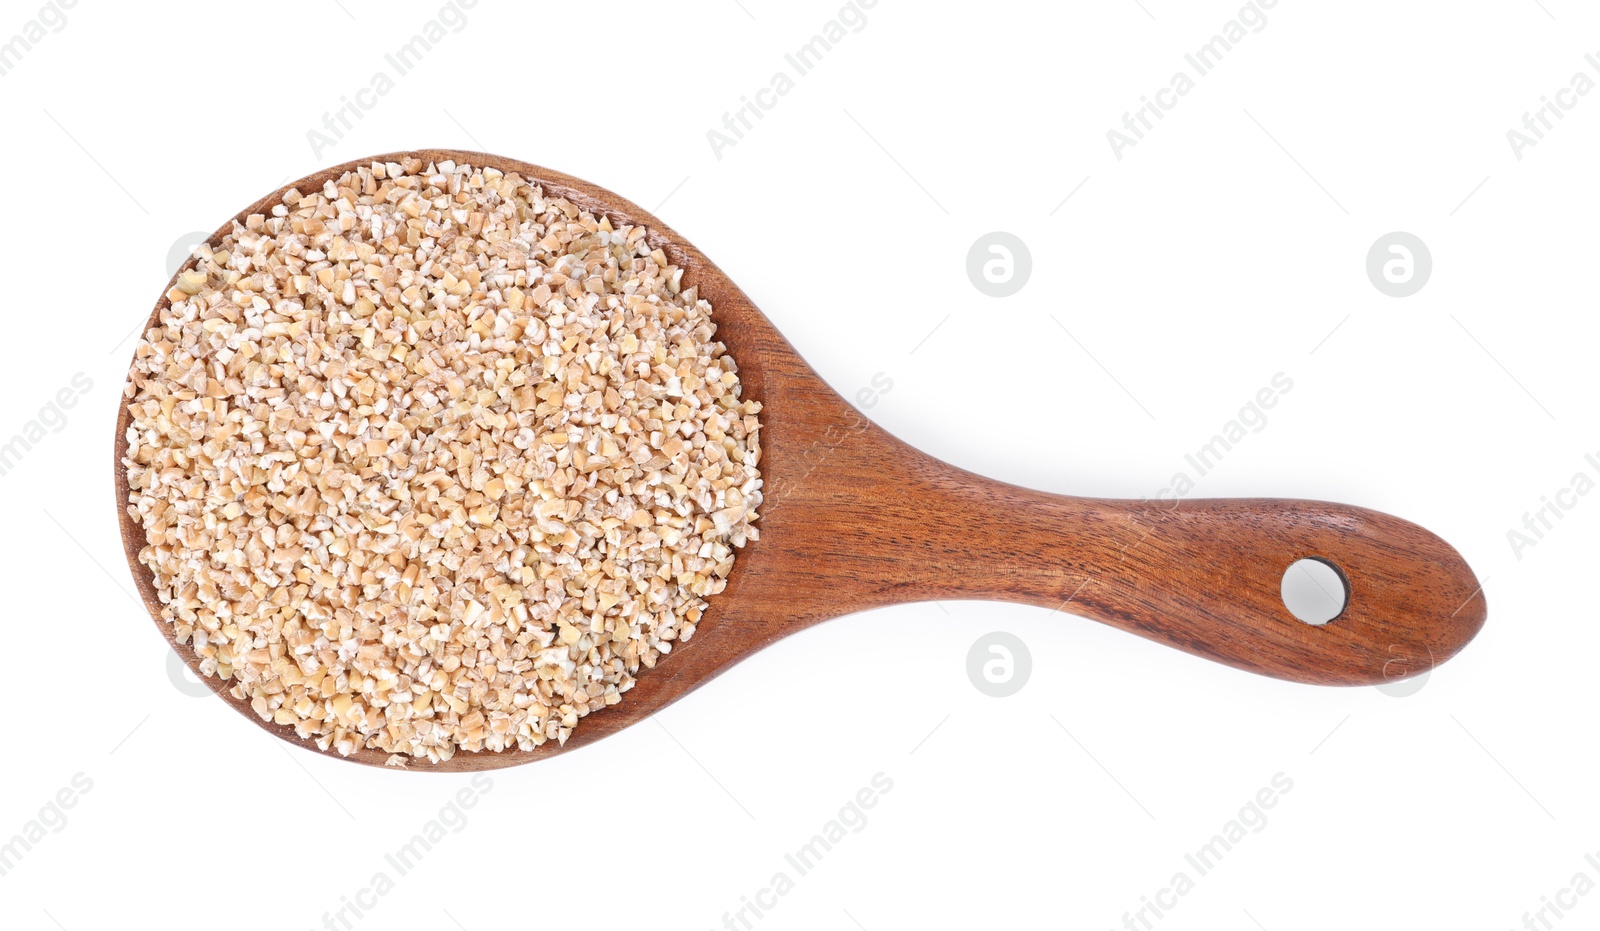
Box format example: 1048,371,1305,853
116,149,1487,770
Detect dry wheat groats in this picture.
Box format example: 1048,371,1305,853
122,158,762,763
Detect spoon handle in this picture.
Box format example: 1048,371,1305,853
1010,494,1483,685
780,432,1486,686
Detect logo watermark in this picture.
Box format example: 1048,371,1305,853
0,0,79,80
306,0,482,158
1366,231,1431,298
310,774,493,930
1375,644,1432,698
1509,852,1600,931
1106,0,1285,160
0,772,93,880
1506,54,1600,161
1506,453,1599,560
853,370,894,411
763,372,891,508
966,632,1032,697
0,371,93,479
1109,773,1294,930
167,230,210,277
167,650,212,698
1138,372,1294,512
966,232,1032,298
710,772,893,930
706,0,882,160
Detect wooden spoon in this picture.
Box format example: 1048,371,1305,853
115,149,1487,770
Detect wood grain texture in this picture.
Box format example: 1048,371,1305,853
114,149,1487,771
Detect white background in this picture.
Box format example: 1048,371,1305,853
1,0,1595,928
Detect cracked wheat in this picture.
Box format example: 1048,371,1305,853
122,158,762,762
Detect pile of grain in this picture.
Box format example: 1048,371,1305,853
121,158,762,762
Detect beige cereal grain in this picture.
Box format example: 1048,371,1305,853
122,159,762,762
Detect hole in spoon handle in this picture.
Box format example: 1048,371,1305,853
1281,557,1348,626
1052,497,1486,686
